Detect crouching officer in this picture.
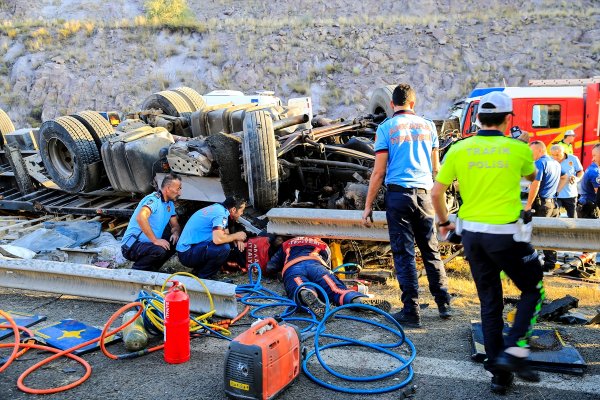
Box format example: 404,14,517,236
176,196,247,279
431,91,544,395
121,174,182,271
266,236,391,318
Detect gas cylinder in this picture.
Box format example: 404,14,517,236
122,310,148,351
164,281,190,364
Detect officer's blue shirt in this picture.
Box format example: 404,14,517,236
557,154,583,199
374,110,439,189
579,163,600,204
534,155,563,199
176,203,230,252
122,192,176,247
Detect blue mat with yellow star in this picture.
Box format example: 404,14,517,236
0,311,47,340
35,319,120,355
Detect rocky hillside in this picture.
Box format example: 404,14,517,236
0,0,598,127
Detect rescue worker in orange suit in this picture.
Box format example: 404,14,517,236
266,237,390,317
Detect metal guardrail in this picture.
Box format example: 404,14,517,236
266,208,600,252
0,259,239,318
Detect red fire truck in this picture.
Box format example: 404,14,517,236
459,78,600,167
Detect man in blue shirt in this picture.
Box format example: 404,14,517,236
362,83,451,327
577,144,600,218
121,173,182,271
550,145,583,218
525,141,567,271
177,196,247,278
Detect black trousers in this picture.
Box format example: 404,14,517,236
577,201,600,219
385,189,451,313
121,227,175,271
462,230,544,363
532,199,560,269
557,197,577,218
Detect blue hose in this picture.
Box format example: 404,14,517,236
302,303,416,394
237,264,417,393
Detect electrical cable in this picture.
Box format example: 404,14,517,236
0,272,228,394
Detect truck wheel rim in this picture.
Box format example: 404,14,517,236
48,137,74,177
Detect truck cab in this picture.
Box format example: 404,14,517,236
460,78,600,167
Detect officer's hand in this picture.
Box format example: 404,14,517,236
235,231,247,242
362,207,374,227
569,175,576,184
517,131,530,143
234,240,246,252
153,238,171,251
170,232,180,244
437,223,455,238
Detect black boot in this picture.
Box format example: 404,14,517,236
391,310,421,328
490,371,514,395
438,303,453,319
495,352,540,382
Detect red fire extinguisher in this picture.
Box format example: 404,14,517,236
164,281,190,364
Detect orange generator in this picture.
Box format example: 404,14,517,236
224,318,300,400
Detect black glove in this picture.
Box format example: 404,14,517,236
520,209,534,224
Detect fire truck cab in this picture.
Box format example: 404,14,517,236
460,78,600,167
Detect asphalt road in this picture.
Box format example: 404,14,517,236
1,286,599,400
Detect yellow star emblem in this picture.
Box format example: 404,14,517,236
57,329,85,340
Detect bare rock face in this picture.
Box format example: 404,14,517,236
0,0,598,127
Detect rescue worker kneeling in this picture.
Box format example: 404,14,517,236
266,236,390,317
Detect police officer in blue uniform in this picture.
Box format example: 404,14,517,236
121,174,182,271
550,144,583,218
176,196,247,279
362,83,451,327
577,144,600,218
525,141,567,271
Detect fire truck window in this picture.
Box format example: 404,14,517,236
532,104,561,128
469,103,479,133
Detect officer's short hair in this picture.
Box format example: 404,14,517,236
161,173,181,189
477,112,510,127
222,195,247,210
392,83,416,106
550,144,564,154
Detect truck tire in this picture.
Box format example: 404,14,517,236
171,87,206,112
39,116,103,193
71,110,117,150
141,90,194,117
369,85,396,118
243,110,278,211
0,108,15,147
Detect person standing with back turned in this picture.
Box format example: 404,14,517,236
431,91,544,395
525,141,567,271
362,83,451,328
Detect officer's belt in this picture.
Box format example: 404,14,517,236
388,184,428,194
459,220,519,235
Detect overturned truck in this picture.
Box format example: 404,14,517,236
0,86,460,219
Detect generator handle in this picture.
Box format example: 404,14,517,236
251,317,278,334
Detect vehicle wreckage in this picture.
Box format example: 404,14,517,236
0,85,460,220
